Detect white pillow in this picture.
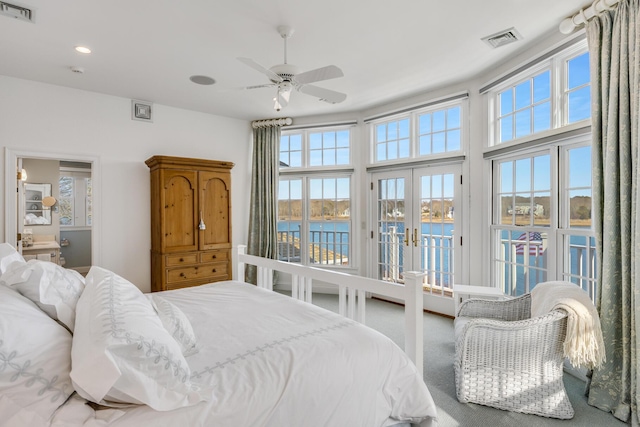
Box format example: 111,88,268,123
70,266,212,411
0,285,73,426
0,243,25,274
149,295,199,356
0,260,85,332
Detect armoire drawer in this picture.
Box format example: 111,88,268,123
165,253,199,267
199,250,229,263
166,263,229,284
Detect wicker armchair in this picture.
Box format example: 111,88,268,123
454,294,574,419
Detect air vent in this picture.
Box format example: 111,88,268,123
0,1,34,23
482,27,522,48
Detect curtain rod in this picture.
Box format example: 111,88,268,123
251,117,293,128
559,0,621,34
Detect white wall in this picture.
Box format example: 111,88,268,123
0,75,252,292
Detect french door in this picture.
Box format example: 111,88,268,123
372,165,461,298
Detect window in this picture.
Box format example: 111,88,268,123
418,106,462,155
488,39,595,300
490,42,590,145
490,140,595,299
59,171,92,227
278,127,352,267
375,118,410,162
371,99,465,163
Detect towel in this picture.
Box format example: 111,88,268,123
36,253,51,262
531,281,606,369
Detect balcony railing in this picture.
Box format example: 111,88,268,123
497,236,597,303
379,226,455,292
277,230,350,265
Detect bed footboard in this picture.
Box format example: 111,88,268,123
235,245,425,376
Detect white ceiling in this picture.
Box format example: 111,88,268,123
0,0,587,121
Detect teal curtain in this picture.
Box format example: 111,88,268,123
586,0,640,424
245,125,281,284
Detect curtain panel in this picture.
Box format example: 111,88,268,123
586,0,640,424
246,125,281,284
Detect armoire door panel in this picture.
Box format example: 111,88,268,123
199,171,231,250
161,170,198,252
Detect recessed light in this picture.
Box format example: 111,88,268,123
189,75,216,85
75,46,91,54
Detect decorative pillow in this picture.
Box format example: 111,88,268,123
0,260,85,332
149,295,199,356
70,266,212,411
0,243,25,274
0,285,73,426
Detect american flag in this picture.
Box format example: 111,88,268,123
515,231,543,256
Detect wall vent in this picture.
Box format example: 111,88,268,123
481,27,522,48
0,1,34,23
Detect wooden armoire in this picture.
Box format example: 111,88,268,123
146,155,234,292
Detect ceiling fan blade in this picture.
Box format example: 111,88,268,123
245,83,277,90
237,57,283,83
299,84,347,104
294,65,344,85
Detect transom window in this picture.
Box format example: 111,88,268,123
418,106,461,155
490,41,590,145
371,98,466,163
310,130,350,166
375,118,410,162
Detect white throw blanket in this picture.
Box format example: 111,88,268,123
531,281,606,369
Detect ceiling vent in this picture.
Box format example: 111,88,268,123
482,27,522,48
0,1,34,23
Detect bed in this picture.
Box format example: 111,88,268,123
0,243,438,427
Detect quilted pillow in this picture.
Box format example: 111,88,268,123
70,266,211,411
149,295,198,356
0,260,85,332
0,284,73,426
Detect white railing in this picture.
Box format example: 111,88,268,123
381,227,454,289
236,245,426,377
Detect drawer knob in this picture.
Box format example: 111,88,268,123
179,258,184,262
179,273,185,278
212,254,217,259
212,268,217,273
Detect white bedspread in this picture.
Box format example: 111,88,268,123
52,281,438,427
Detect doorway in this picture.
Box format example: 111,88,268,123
5,147,101,268
371,164,462,310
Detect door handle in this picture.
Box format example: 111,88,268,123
413,228,418,247
404,229,409,246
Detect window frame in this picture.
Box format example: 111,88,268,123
368,98,467,166
487,39,590,147
278,126,354,268
488,134,595,298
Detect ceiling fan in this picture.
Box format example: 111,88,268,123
238,25,347,111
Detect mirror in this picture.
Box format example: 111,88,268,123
24,183,53,225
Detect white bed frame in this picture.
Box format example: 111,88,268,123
236,245,426,376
